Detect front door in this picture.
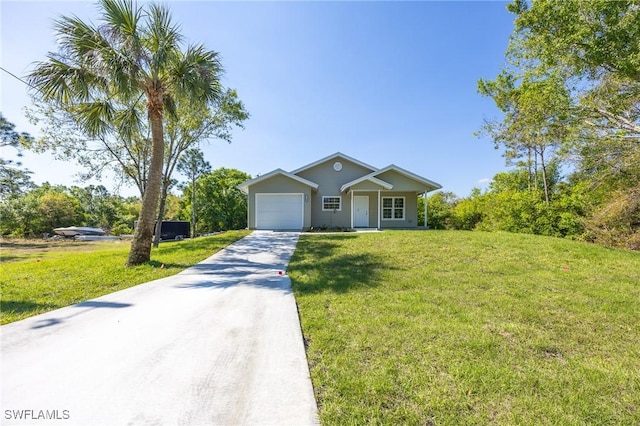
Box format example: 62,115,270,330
354,196,369,227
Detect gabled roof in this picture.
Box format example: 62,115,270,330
375,164,443,190
237,168,319,194
291,152,378,175
340,176,393,192
339,164,442,193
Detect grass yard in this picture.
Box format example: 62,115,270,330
0,230,250,324
288,231,640,425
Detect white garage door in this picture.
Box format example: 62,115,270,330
255,193,303,230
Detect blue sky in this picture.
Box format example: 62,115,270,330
1,1,513,198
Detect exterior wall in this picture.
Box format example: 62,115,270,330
310,193,351,228
376,170,429,192
247,174,312,229
297,158,373,228
379,191,419,228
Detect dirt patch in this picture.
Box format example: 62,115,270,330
0,238,125,263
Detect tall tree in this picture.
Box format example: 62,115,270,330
69,185,121,229
152,90,248,246
496,0,640,245
478,73,573,204
505,0,639,141
185,168,251,232
0,113,34,198
177,149,211,239
27,0,224,265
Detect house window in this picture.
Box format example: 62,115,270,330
382,197,405,220
322,196,342,211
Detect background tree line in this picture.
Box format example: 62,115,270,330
1,113,249,238
423,0,639,251
0,164,249,239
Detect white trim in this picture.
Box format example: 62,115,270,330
424,191,428,229
255,193,304,230
350,191,354,229
291,152,378,175
322,195,342,211
238,169,318,193
381,196,406,221
340,176,393,193
377,190,381,229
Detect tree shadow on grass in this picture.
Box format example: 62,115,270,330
1,300,60,321
290,235,394,295
153,232,247,256
0,254,28,263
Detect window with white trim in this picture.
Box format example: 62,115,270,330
322,196,342,211
382,197,405,220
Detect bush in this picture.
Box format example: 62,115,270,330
111,223,134,236
583,187,640,250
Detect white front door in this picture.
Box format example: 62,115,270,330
354,196,369,227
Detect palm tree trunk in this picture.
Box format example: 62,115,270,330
127,104,164,266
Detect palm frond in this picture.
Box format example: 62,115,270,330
142,3,183,77
170,44,224,105
114,99,145,142
72,101,116,137
53,15,102,60
92,0,149,100
28,56,104,104
100,0,141,38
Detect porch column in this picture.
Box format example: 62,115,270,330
377,190,381,229
350,190,354,229
424,191,428,229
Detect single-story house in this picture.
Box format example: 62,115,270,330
237,152,442,230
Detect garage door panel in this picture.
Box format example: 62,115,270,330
255,194,303,230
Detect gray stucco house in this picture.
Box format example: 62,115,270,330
238,152,442,230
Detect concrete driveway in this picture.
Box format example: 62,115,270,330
1,231,319,426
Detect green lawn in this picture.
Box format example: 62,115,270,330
288,231,640,425
0,230,250,324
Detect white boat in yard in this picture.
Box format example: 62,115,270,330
53,226,106,237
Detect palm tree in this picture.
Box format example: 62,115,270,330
28,0,223,265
